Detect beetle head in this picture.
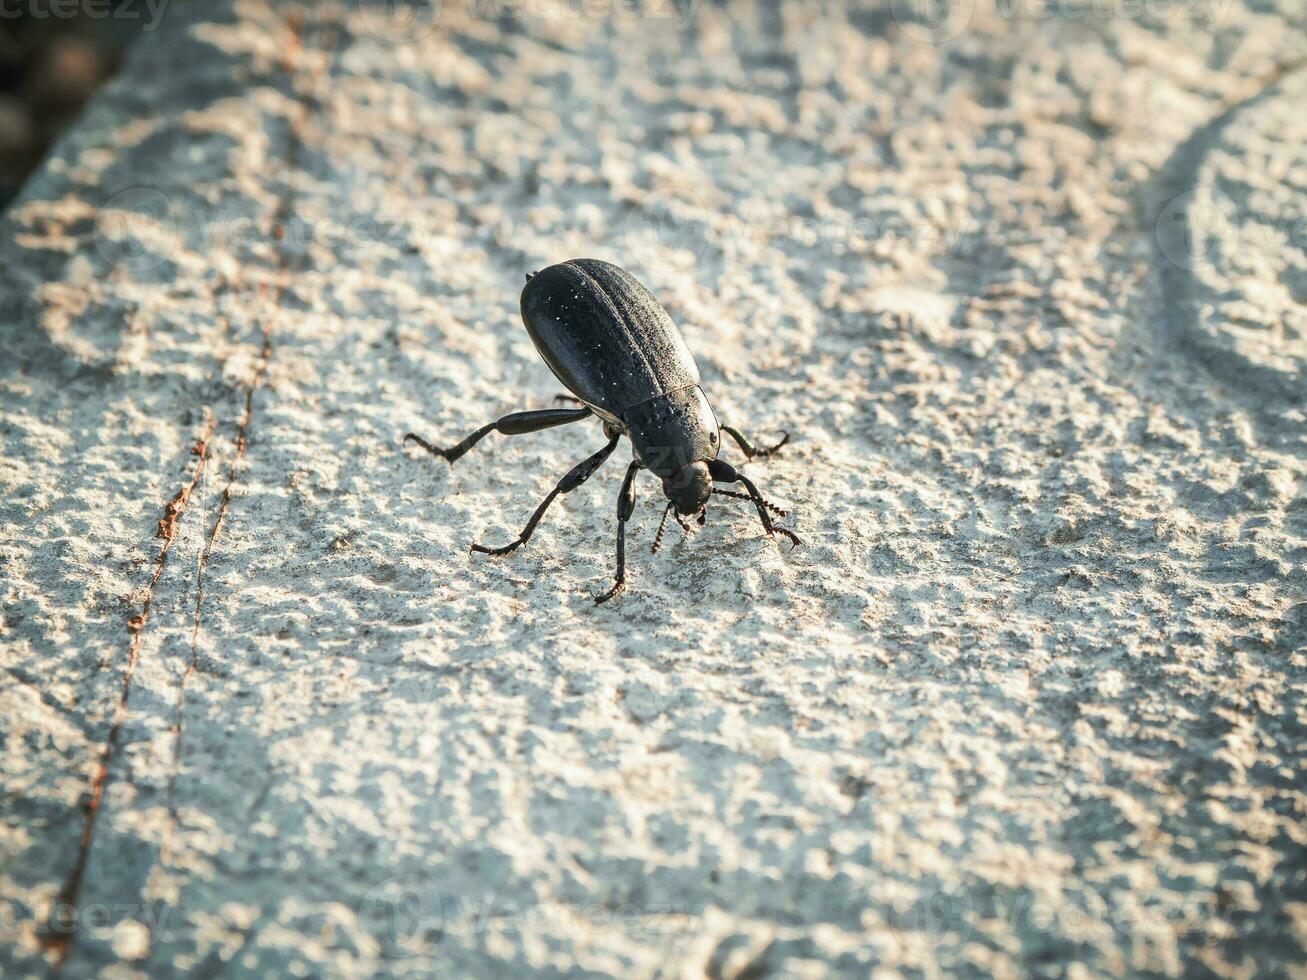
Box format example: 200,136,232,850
663,461,712,516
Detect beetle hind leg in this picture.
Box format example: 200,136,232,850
404,406,592,465
405,422,500,464
719,424,790,460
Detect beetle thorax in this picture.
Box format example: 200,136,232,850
624,385,719,479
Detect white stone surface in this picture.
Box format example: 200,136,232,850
1,0,1304,976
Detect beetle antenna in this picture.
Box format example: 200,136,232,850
711,486,789,517
652,502,673,554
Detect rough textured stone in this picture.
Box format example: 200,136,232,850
1,0,1304,976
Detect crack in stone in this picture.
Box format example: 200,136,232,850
41,419,217,966
44,5,340,969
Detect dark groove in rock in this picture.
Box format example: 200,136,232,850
45,5,339,970
1151,60,1307,405
41,420,216,967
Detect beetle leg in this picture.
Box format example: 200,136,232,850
595,460,641,604
471,433,619,556
711,486,789,518
706,458,802,548
651,502,674,554
719,425,790,460
651,503,693,553
553,394,586,406
404,406,592,464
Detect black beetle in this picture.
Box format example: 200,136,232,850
405,258,799,603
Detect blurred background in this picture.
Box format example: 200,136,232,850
0,0,151,208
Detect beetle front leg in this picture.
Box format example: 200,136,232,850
595,460,641,604
707,458,801,547
404,406,592,465
471,433,620,556
719,424,789,460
